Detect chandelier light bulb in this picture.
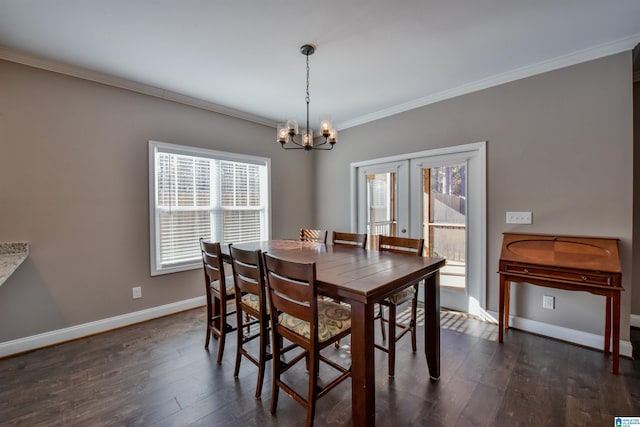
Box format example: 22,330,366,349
277,124,288,143
320,119,332,137
328,128,338,144
303,129,313,148
285,119,299,135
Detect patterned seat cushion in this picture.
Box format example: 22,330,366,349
211,275,235,296
386,285,416,305
241,293,269,314
278,299,351,343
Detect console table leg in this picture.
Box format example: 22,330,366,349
604,296,611,355
504,279,510,330
499,275,505,343
612,292,620,375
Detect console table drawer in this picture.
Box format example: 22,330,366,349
503,264,611,286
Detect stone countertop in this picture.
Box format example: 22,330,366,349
0,242,29,287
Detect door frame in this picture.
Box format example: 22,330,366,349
350,141,487,314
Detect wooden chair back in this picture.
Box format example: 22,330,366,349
229,244,266,304
332,231,367,249
299,228,328,244
200,239,226,291
264,254,317,337
378,235,424,256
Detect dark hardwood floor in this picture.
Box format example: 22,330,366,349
1,307,638,426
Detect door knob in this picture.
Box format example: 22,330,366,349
401,228,407,233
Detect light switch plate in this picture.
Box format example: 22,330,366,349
506,211,532,224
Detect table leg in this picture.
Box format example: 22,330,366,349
499,275,505,343
612,292,620,375
349,301,376,426
424,272,441,380
604,296,611,355
504,278,510,330
499,276,512,342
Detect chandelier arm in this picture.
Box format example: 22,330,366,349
281,138,333,150
314,138,328,147
288,138,306,148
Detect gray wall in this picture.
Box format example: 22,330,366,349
0,59,313,342
0,51,636,347
314,52,635,338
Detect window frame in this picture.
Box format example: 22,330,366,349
148,140,271,276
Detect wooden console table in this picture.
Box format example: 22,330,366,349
498,233,623,374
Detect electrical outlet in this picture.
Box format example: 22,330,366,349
506,211,532,224
132,286,142,299
542,295,555,310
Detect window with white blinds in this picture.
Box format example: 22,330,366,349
149,141,270,275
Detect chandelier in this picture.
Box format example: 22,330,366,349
277,44,337,151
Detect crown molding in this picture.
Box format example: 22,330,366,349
2,33,638,132
0,46,277,128
337,33,640,130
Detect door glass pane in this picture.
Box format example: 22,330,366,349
424,164,466,291
366,172,396,249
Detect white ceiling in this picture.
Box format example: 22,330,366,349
1,0,639,132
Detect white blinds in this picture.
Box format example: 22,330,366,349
220,162,264,244
150,142,269,275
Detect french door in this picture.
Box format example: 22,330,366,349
409,148,485,312
352,142,486,314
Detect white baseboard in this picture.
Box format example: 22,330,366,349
487,310,633,358
0,296,206,358
631,314,640,329
2,301,634,360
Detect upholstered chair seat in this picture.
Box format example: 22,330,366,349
277,300,351,342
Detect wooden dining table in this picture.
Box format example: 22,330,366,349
223,240,446,426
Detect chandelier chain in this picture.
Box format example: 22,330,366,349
305,52,310,134
305,53,310,104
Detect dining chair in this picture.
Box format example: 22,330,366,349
228,245,272,398
263,253,352,427
199,239,237,364
329,231,365,348
376,235,425,376
299,228,328,243
331,231,367,249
